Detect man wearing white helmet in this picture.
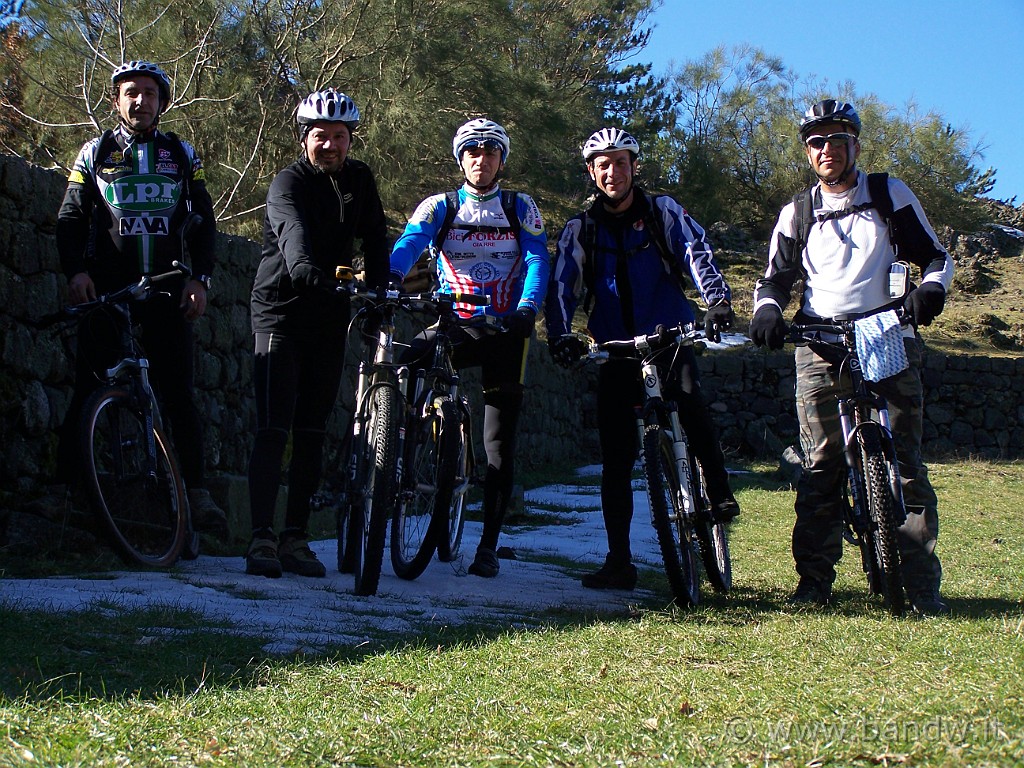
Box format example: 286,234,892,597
389,117,549,578
750,99,953,614
245,88,390,578
55,59,227,537
545,127,738,591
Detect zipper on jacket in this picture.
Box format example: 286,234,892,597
330,176,345,223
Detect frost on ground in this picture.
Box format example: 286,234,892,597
1,466,675,655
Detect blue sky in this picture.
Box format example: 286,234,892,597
638,0,1023,203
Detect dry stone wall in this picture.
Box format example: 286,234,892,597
2,152,1021,507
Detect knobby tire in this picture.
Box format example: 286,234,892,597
435,399,469,562
861,431,906,616
353,375,401,596
691,456,732,593
81,386,187,567
391,399,455,580
643,425,700,607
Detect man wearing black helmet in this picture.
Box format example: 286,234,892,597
545,127,739,591
245,88,390,579
55,60,227,538
749,99,954,615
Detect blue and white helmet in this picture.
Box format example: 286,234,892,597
452,118,510,164
582,127,640,162
111,60,172,106
296,88,360,130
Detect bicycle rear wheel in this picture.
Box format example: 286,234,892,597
81,386,187,567
859,429,906,615
691,457,732,593
435,399,470,562
391,400,451,580
353,374,401,596
643,424,700,607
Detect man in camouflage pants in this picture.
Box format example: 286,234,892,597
749,99,952,615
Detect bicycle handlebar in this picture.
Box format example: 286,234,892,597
557,323,704,363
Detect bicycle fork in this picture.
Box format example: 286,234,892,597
636,361,698,525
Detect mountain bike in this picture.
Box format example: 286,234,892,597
52,216,206,567
786,312,908,615
392,292,497,580
333,268,488,594
567,323,732,607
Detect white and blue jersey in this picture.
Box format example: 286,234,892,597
390,184,548,317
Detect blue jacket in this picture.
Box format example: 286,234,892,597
546,189,729,342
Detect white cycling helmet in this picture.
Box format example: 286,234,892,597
452,118,510,163
296,88,361,130
581,127,640,162
111,60,172,106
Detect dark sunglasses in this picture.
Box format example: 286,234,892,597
805,132,856,150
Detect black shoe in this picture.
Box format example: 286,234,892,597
245,534,282,578
468,547,500,578
279,530,327,578
581,556,638,590
711,498,740,523
788,578,831,606
909,588,951,616
189,488,229,541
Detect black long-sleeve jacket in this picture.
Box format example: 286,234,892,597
251,155,390,334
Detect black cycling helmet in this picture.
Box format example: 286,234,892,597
111,61,172,108
798,99,861,140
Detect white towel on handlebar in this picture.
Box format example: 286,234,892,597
854,310,909,382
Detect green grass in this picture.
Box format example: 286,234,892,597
2,460,1022,766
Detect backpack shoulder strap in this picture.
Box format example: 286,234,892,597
433,190,461,251
643,193,688,293
579,212,597,313
866,171,901,254
500,189,521,239
791,186,815,258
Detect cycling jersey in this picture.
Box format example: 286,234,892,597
546,189,729,342
389,184,548,316
754,170,952,323
56,126,216,288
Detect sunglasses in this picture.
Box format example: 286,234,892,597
805,132,856,150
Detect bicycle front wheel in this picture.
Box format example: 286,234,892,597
435,399,470,562
643,425,700,607
860,429,906,616
353,374,401,596
391,401,450,580
81,386,187,567
691,457,732,593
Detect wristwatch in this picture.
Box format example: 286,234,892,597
194,274,213,290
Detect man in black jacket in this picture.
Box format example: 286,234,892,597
245,88,390,578
56,60,227,537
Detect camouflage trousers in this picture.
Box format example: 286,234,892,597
793,337,942,593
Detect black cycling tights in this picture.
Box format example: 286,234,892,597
404,327,528,553
597,349,728,563
248,331,346,535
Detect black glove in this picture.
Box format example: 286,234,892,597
904,282,946,327
749,305,786,350
506,307,537,339
290,263,324,293
704,300,735,343
548,335,587,369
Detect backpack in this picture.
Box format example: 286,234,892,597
578,192,688,313
791,172,901,258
